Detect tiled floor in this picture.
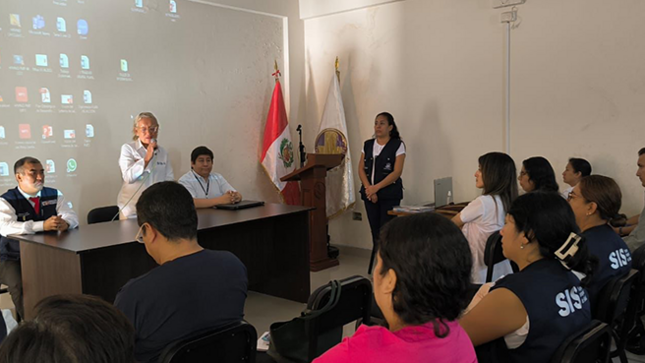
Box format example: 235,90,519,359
244,245,372,338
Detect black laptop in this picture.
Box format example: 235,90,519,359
215,200,265,210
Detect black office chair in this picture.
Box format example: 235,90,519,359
158,321,257,363
269,275,372,363
483,231,519,282
484,231,505,283
87,205,119,224
626,244,645,354
594,268,640,363
550,320,611,363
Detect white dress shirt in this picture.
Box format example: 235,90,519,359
117,139,174,219
178,171,235,199
561,185,574,200
0,187,79,236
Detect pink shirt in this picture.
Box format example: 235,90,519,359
313,320,476,363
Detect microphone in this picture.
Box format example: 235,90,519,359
150,138,158,155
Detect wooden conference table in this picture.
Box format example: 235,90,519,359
12,203,312,319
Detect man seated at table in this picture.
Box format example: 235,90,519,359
622,147,645,251
114,181,248,363
178,146,242,208
0,157,78,320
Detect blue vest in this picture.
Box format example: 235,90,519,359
490,258,592,363
360,138,403,201
0,187,58,261
583,224,632,310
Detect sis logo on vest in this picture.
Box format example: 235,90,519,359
556,286,588,317
609,248,631,270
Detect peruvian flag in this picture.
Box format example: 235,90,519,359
260,79,301,205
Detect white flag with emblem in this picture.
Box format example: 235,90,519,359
315,71,355,218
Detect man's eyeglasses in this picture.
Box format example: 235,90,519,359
135,224,146,243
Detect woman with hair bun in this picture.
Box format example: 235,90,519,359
568,175,631,307
461,192,596,363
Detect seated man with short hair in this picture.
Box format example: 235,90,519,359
0,157,79,319
622,147,645,250
115,181,248,363
178,146,243,208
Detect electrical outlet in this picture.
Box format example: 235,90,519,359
352,212,362,221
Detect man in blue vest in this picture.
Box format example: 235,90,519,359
0,157,79,319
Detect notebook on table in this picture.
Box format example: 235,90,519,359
215,200,265,210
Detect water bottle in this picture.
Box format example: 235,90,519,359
446,191,453,205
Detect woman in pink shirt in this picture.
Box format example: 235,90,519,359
314,213,477,363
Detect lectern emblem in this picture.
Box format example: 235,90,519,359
279,138,294,168
314,128,347,162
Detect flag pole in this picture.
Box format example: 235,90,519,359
335,56,340,82
273,60,281,83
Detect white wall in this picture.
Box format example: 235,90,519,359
304,0,645,249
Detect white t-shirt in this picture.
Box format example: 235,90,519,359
460,194,513,283
361,141,406,184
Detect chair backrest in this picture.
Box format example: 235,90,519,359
595,269,640,326
87,205,119,224
484,231,505,282
158,321,257,363
550,320,611,363
305,275,372,360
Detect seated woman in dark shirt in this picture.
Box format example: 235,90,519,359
460,192,596,363
568,175,631,308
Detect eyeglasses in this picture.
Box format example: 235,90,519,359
137,126,158,134
519,171,528,177
135,224,146,243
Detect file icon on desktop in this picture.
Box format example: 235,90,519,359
86,124,94,138
60,54,69,68
10,14,21,28
15,87,28,103
0,163,9,177
35,54,48,67
57,17,66,32
120,59,128,72
81,55,90,69
83,90,92,104
61,94,73,104
40,88,51,103
46,160,55,174
19,124,31,139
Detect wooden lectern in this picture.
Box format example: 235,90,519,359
281,153,342,271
